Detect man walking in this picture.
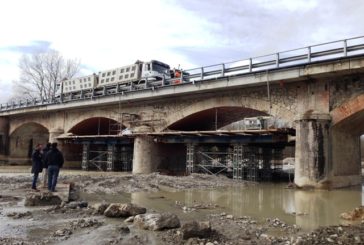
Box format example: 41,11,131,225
31,144,43,191
45,143,64,192
42,143,51,188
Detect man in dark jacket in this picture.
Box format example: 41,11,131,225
41,143,51,188
45,142,64,192
31,144,43,191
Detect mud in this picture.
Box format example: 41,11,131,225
0,169,364,244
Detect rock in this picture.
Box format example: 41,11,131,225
326,238,334,243
69,190,79,202
124,216,134,223
355,236,361,244
226,214,234,219
65,202,78,209
54,228,72,237
24,192,62,206
91,202,110,214
117,224,130,234
65,201,88,209
181,221,212,239
206,242,214,245
6,211,32,219
78,200,88,208
134,213,181,231
104,203,146,218
340,206,364,220
70,218,102,229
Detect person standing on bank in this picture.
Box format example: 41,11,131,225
45,143,64,192
31,144,43,191
42,142,51,188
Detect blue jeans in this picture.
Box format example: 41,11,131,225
32,172,39,189
48,165,60,191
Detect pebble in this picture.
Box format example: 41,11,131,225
326,237,334,243
124,216,134,223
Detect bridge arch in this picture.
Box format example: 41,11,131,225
163,96,295,131
326,94,364,187
331,93,364,130
9,122,49,158
67,117,126,135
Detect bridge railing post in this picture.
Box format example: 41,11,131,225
200,67,204,80
249,58,252,72
276,53,280,68
221,63,225,77
307,46,311,63
343,39,347,57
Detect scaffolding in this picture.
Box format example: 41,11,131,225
81,143,133,171
186,144,233,175
186,142,285,181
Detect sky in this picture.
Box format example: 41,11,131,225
0,0,363,103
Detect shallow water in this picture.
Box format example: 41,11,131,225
82,183,364,231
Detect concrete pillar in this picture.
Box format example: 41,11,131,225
0,117,9,155
330,129,362,188
49,128,64,144
49,128,65,156
294,112,331,188
132,136,160,174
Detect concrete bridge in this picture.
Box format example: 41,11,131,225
1,41,364,188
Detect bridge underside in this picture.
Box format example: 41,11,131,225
57,129,294,181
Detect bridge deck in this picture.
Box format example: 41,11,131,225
57,129,294,144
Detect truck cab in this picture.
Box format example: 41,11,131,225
141,60,171,81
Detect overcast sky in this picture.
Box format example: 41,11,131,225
0,0,363,103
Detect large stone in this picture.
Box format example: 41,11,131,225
181,221,212,239
340,206,364,220
134,213,181,231
24,192,62,206
91,202,110,214
104,203,146,218
65,201,88,209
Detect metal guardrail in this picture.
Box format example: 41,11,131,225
2,36,364,112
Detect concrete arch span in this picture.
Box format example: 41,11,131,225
163,96,295,131
9,122,49,158
167,106,269,131
68,117,126,136
328,94,364,187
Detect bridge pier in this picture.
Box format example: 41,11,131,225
0,117,9,155
49,128,64,144
132,136,161,174
294,112,331,188
330,129,362,188
295,112,362,188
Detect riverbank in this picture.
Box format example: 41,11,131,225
0,168,363,244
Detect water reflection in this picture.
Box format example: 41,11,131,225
130,183,362,231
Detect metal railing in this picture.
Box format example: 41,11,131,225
2,36,364,112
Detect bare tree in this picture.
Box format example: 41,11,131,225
11,50,80,101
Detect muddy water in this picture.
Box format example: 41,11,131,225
82,183,363,232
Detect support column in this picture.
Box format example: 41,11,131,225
294,112,331,188
81,143,90,171
106,144,115,171
132,136,160,174
232,144,243,180
0,117,9,155
49,128,64,144
186,143,195,174
330,129,362,187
